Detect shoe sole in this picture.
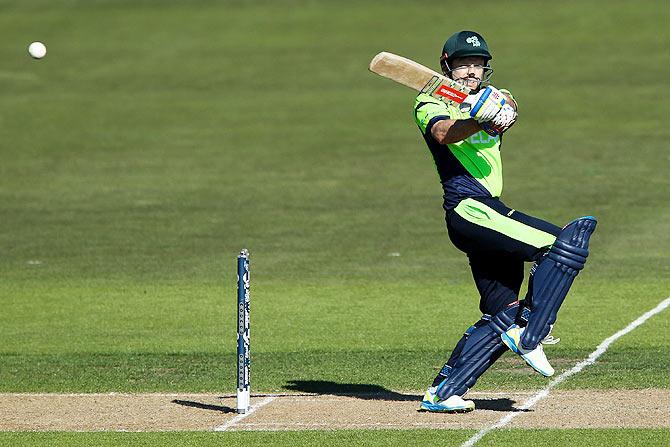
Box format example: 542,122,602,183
525,357,554,377
417,403,474,413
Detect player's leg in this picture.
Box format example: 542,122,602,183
427,221,525,380
429,328,470,388
421,199,593,411
427,251,523,387
419,304,520,413
420,245,526,412
450,198,598,368
420,322,485,413
430,253,523,395
469,252,525,316
449,198,563,376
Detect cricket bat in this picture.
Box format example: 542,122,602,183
369,52,471,106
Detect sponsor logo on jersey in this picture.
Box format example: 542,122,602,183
467,131,498,145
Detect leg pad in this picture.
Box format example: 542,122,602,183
436,305,517,399
521,216,597,350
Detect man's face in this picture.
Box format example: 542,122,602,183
450,56,487,90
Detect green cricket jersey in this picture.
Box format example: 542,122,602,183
413,92,510,210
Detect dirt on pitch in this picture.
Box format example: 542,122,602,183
1,389,669,431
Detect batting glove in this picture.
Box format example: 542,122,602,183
481,103,518,136
467,86,506,123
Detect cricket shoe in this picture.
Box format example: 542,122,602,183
418,387,475,413
501,324,555,377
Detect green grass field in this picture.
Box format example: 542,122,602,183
1,0,669,445
2,429,670,447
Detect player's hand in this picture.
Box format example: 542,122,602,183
481,104,517,136
500,89,517,112
467,86,506,123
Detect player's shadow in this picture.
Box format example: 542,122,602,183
470,398,529,412
172,399,236,413
284,380,417,401
283,380,527,411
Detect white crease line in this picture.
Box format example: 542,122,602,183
0,392,281,398
213,396,277,432
0,391,532,398
461,296,670,447
236,423,478,430
0,393,225,398
467,391,536,396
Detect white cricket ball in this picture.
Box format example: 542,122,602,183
28,41,47,59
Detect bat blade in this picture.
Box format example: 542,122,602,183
369,51,470,106
369,52,440,90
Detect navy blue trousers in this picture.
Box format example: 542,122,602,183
446,197,561,315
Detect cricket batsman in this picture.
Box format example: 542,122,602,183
414,31,597,412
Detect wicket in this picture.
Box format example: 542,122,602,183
236,249,251,414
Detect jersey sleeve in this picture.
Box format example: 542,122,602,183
413,94,450,135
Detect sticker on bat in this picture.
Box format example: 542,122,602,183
434,84,469,103
421,76,442,95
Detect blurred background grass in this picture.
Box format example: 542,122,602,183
0,0,668,393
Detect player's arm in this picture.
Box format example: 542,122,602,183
415,96,482,145
430,118,482,145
